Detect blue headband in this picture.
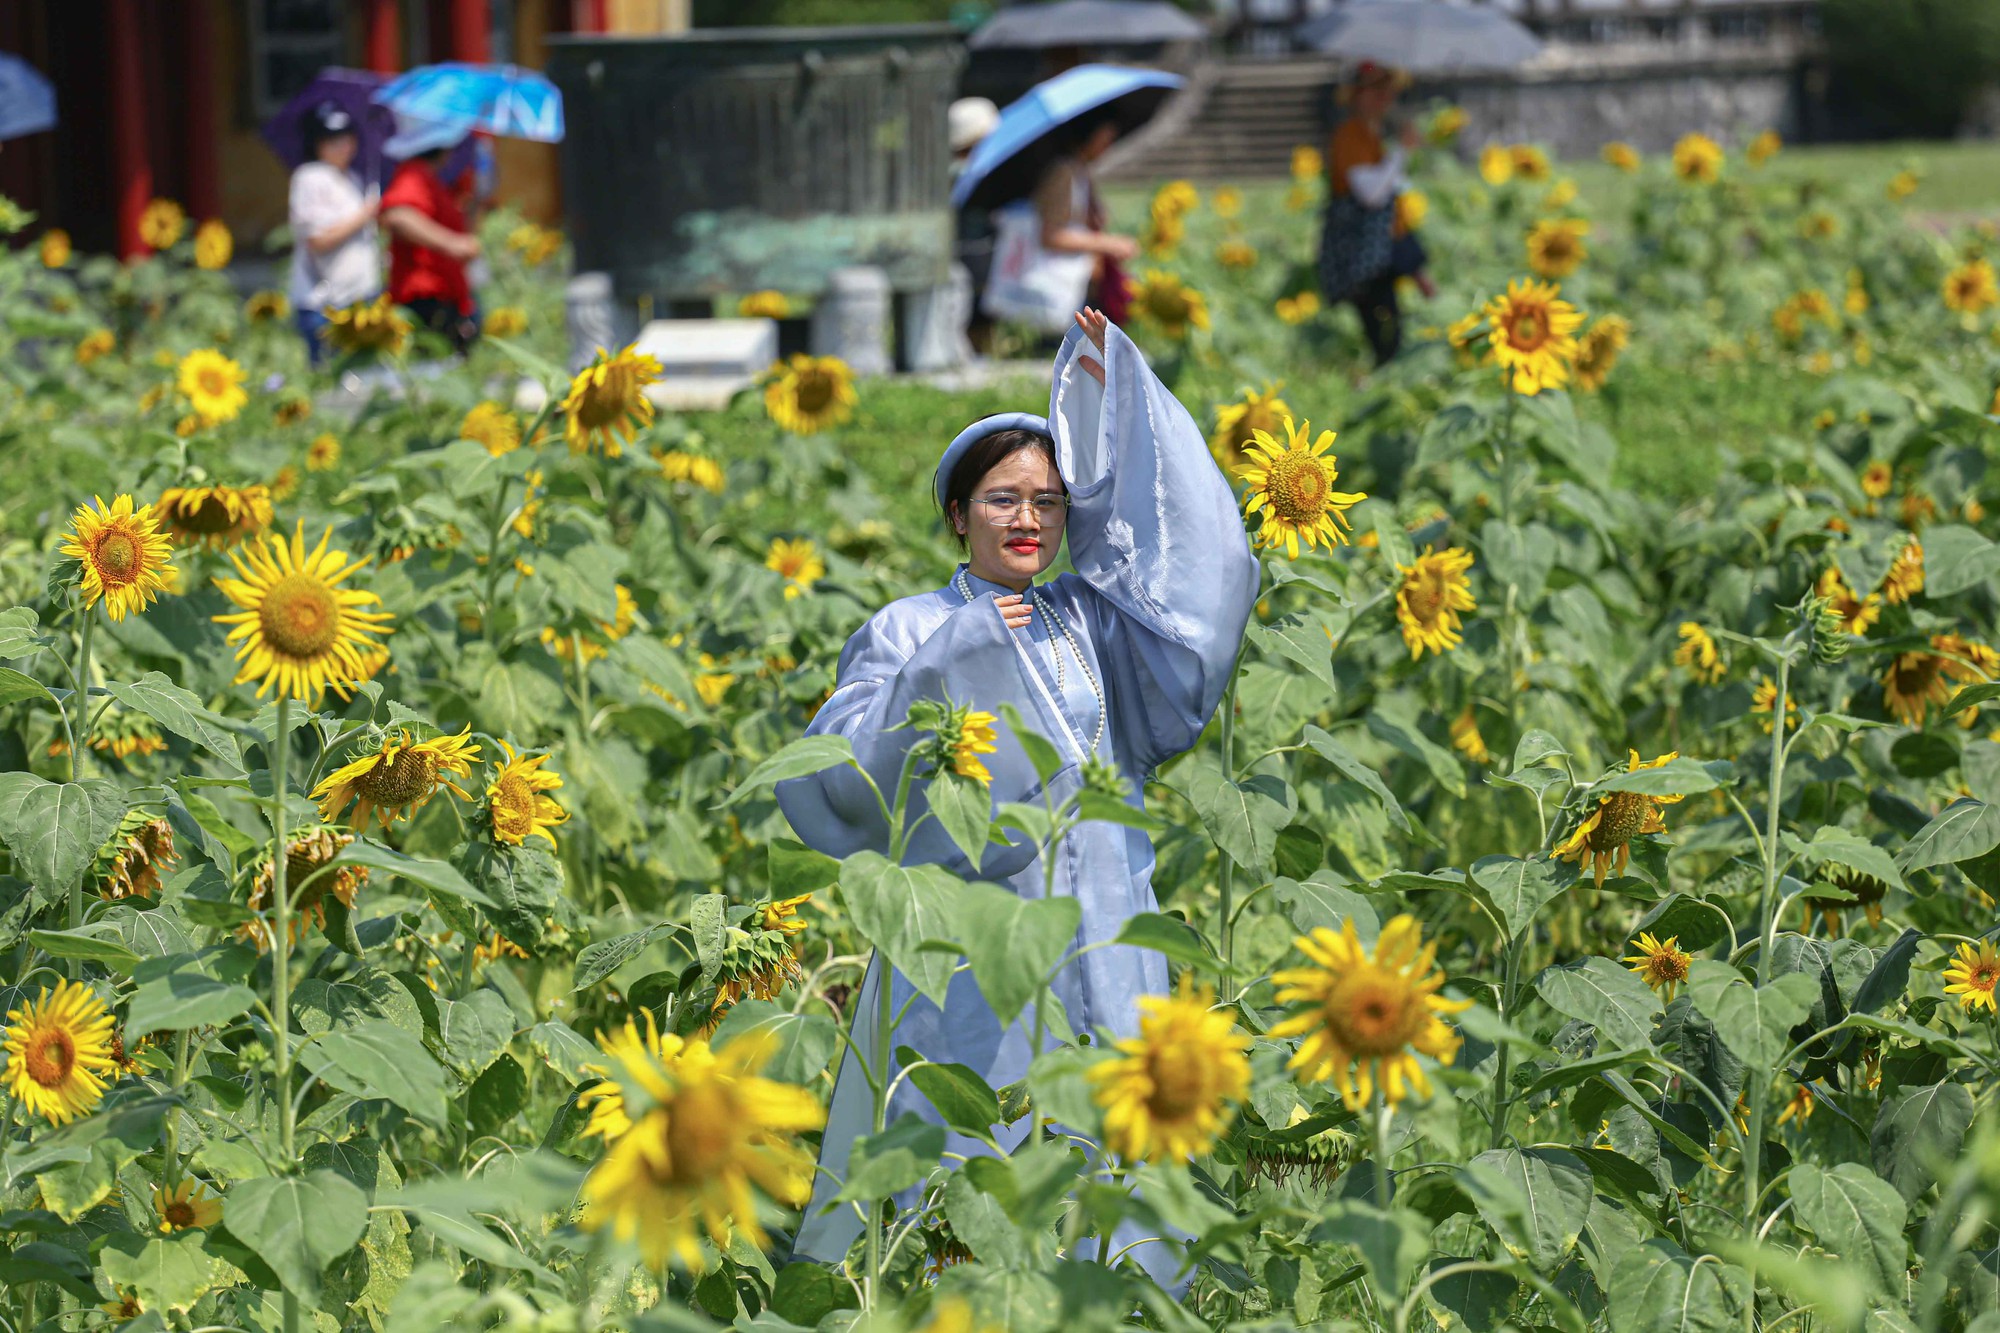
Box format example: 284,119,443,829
933,412,1051,509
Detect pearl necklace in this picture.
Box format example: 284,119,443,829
955,567,1105,756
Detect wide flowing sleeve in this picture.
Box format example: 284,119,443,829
774,595,1074,874
1047,322,1257,772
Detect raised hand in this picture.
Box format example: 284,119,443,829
1075,307,1110,385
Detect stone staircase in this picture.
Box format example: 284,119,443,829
1103,57,1339,184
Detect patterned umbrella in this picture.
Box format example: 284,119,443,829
372,63,565,143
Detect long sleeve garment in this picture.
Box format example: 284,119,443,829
777,322,1256,1278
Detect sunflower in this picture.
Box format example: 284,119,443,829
177,349,247,425
1270,915,1469,1111
1745,129,1781,166
483,305,528,338
1428,106,1467,143
1525,218,1589,278
1623,933,1691,999
1290,145,1322,180
1573,315,1630,392
1776,1083,1815,1127
91,710,168,760
1483,278,1584,396
1217,239,1258,270
1674,622,1726,684
212,523,394,702
1881,537,1924,605
3,980,118,1125
577,1013,672,1142
61,494,177,621
1944,940,2000,1013
1805,868,1890,933
40,228,71,267
1857,459,1894,500
1274,291,1321,325
564,345,664,455
1152,179,1199,220
323,294,412,356
760,894,813,938
156,483,274,549
95,814,179,901
1900,490,1937,531
473,933,531,969
1210,384,1291,472
1880,634,1991,728
273,393,312,427
1234,417,1367,558
1555,751,1685,887
1845,274,1870,316
1394,189,1428,233
1478,144,1514,186
762,353,857,436
306,434,341,472
1132,270,1210,340
948,707,999,786
1799,210,1839,241
1088,978,1250,1162
245,290,290,322
766,537,825,600
239,826,368,951
602,583,638,641
1751,676,1797,733
1815,567,1880,635
738,290,792,319
101,1289,144,1322
577,1030,824,1271
1510,144,1550,181
153,1178,222,1232
269,465,301,503
1450,707,1490,764
1445,311,1486,367
1887,170,1920,201
313,728,481,832
455,400,519,457
487,740,568,847
657,449,726,493
1672,133,1724,184
1944,258,1999,315
193,219,232,270
1141,212,1184,256
1394,546,1476,659
1601,141,1640,173
138,198,186,250
1214,185,1244,216
76,328,115,365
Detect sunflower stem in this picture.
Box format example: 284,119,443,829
1741,650,1791,1333
1217,667,1238,991
268,696,299,1333
1371,1089,1393,1214
69,604,95,783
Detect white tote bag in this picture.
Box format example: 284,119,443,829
980,200,1095,334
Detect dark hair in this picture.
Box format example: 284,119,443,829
937,427,1059,551
305,104,356,160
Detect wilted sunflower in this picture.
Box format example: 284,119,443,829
3,980,118,1125
1132,270,1211,340
487,740,568,847
738,290,792,319
313,727,480,831
1088,977,1250,1162
95,814,179,900
1555,750,1686,886
1804,868,1889,933
1776,1083,1815,1127
1525,218,1589,278
1270,915,1469,1111
657,449,725,494
306,434,341,472
240,826,368,951
1752,676,1797,733
323,294,412,356
1674,622,1726,684
1944,258,1999,316
1880,633,1991,728
1572,314,1630,392
1672,133,1724,184
1881,537,1925,604
176,348,247,425
193,219,232,270
1601,141,1640,173
245,290,290,322
1623,932,1691,999
156,483,274,549
1450,707,1490,764
473,933,531,969
564,345,663,455
212,523,394,702
62,494,177,621
1217,239,1258,271
761,894,813,938
1210,383,1291,471
153,1179,222,1232
484,305,528,338
1394,546,1476,659
765,537,825,600
76,328,115,365
1235,417,1367,558
138,197,186,250
762,354,857,436
578,1031,824,1271
1483,278,1584,396
1944,940,2000,1013
40,228,71,267
1745,129,1781,166
90,709,168,761
1815,567,1881,635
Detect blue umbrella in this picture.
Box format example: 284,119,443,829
0,53,56,142
372,63,564,143
952,64,1184,212
261,68,398,186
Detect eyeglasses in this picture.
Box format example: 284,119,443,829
971,493,1069,526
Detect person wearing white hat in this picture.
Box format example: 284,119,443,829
288,103,381,365
949,96,999,163
950,97,1003,351
380,115,482,353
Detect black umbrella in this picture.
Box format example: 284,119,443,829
1296,0,1542,73
969,0,1209,50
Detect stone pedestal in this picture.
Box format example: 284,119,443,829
900,262,973,373
565,271,630,373
810,266,892,376
632,317,779,411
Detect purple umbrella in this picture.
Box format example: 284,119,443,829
260,68,399,187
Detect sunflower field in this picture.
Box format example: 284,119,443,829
2,117,2000,1333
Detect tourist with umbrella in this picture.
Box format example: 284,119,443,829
1319,61,1433,366
289,103,382,366
381,115,483,354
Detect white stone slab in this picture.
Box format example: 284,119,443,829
632,317,779,412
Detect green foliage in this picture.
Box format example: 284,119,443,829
1823,0,2000,136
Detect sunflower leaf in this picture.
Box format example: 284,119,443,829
0,774,127,903
1592,757,1731,797
1534,956,1663,1050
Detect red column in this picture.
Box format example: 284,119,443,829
108,0,151,259
450,0,490,61
366,0,402,73
181,0,220,221
573,0,607,32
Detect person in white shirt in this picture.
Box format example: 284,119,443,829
288,104,381,366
